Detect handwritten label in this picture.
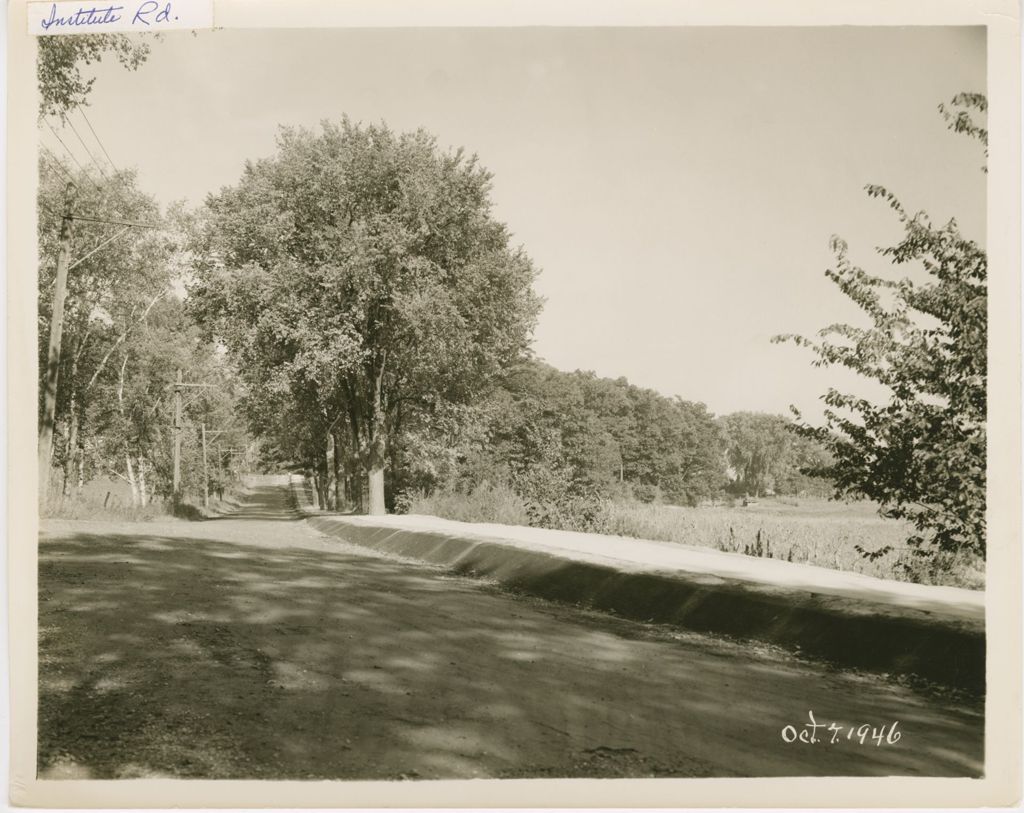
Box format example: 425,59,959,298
28,0,213,35
780,710,902,746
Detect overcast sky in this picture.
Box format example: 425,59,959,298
58,26,986,418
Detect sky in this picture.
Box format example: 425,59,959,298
57,26,987,418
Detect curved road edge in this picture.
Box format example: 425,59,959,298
288,476,985,694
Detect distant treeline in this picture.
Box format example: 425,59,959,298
386,360,833,527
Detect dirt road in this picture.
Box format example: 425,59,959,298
38,479,984,779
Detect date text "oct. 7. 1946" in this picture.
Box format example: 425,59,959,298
781,711,902,746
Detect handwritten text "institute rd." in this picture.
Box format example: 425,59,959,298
39,1,182,31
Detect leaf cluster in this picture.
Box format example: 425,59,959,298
773,128,987,556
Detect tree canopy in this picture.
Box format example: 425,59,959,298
38,34,151,116
420,360,730,528
189,119,542,513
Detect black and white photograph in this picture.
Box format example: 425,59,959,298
7,0,1022,807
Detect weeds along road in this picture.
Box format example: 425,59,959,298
38,478,983,780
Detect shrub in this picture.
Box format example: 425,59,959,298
405,481,531,526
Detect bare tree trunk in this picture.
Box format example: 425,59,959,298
125,452,139,506
137,457,149,507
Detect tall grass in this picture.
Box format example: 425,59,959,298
406,481,532,526
406,488,983,589
599,501,982,587
41,493,178,522
40,478,251,522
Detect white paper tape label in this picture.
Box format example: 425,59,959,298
28,0,213,35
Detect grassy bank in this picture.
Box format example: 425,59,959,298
406,487,983,589
40,476,250,522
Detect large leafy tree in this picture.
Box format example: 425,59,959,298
190,119,542,513
774,94,987,558
719,412,793,497
718,412,832,498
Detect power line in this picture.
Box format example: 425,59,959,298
44,225,133,289
67,106,150,225
68,213,163,229
68,226,133,271
77,106,119,175
39,146,76,187
64,114,110,181
42,119,103,196
73,105,138,213
44,119,91,177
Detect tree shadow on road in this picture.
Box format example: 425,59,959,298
38,525,985,780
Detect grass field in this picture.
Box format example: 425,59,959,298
602,499,984,587
408,488,984,589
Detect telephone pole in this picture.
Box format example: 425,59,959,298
201,426,238,507
172,368,183,500
38,183,77,499
201,423,209,508
168,372,214,503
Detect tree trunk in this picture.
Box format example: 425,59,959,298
331,427,345,512
348,407,364,514
137,457,149,507
365,424,387,516
65,409,84,497
367,462,385,515
316,449,330,510
306,468,319,509
62,408,77,496
366,418,386,516
365,357,388,516
125,453,139,506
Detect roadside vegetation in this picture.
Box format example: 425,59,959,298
37,35,987,589
401,96,990,590
36,158,252,518
37,33,252,519
407,489,982,588
41,476,251,523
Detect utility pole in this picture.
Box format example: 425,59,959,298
201,423,209,508
38,183,77,500
172,368,183,500
167,373,215,503
201,427,236,506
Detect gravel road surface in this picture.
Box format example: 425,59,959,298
38,479,984,779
